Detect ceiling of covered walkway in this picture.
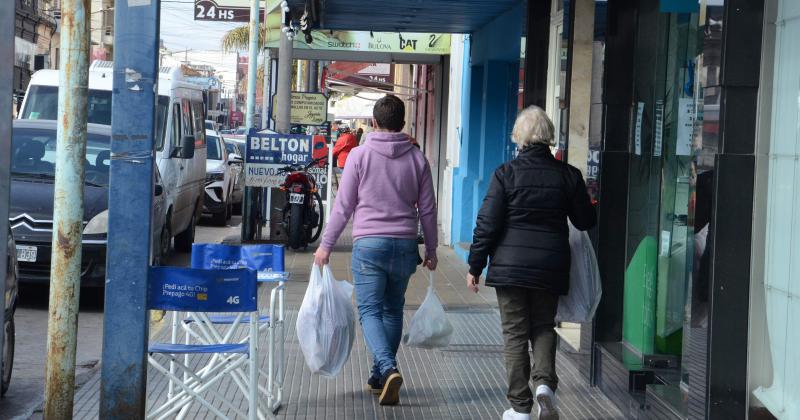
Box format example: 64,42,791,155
288,0,523,33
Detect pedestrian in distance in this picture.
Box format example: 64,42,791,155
466,105,596,420
314,94,438,406
355,127,364,143
332,127,358,169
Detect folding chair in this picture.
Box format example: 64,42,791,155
188,243,288,412
147,267,262,420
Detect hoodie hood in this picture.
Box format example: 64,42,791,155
364,131,415,158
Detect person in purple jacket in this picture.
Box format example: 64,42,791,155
314,94,438,406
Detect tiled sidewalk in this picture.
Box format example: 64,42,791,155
68,232,623,419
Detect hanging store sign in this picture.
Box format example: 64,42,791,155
271,92,329,126
194,0,281,21
245,133,313,187
264,30,451,55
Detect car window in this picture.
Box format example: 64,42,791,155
181,99,193,137
206,136,222,160
12,127,111,186
225,142,237,155
22,86,113,125
155,96,169,151
171,103,181,150
191,101,206,148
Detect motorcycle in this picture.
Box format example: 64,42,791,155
276,156,326,250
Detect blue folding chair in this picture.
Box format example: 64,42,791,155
147,267,261,420
189,243,288,412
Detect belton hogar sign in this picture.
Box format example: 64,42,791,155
245,133,313,188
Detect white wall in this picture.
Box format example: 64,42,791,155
440,34,465,246
751,0,800,417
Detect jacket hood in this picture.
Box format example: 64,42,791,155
364,131,415,158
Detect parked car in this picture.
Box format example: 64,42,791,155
203,130,239,225
224,139,244,213
19,61,207,254
2,227,18,396
8,120,167,287
205,120,217,131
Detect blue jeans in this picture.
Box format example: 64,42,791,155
352,237,419,377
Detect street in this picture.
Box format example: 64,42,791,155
0,216,243,420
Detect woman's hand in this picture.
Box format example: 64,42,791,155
314,247,331,267
467,273,480,293
423,254,438,271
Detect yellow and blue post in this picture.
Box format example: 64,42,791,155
99,0,161,417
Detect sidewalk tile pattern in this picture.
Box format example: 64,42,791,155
69,228,624,419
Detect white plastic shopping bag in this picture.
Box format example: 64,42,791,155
296,264,355,377
556,223,602,323
403,271,454,349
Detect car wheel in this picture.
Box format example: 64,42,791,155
211,205,227,226
174,211,196,253
1,314,14,397
152,221,170,266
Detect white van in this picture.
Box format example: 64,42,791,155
18,61,208,253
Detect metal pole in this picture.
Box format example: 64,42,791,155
245,0,260,128
43,0,90,416
242,0,261,241
261,48,272,129
307,60,318,93
0,0,14,377
99,0,161,417
276,30,293,133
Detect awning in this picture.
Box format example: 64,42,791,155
288,0,523,33
330,93,383,120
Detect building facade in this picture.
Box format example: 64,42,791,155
444,0,794,418
14,0,58,115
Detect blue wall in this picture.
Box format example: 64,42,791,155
451,2,523,261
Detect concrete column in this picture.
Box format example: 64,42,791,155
566,0,596,177
276,31,293,133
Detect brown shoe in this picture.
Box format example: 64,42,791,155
378,368,403,405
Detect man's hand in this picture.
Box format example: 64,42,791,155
467,273,480,293
314,247,331,267
423,254,438,271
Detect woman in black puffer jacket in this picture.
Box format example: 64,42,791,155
466,105,596,420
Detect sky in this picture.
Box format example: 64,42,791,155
159,0,244,52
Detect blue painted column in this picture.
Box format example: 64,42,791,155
100,1,161,416
449,3,522,261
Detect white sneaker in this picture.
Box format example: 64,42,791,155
535,385,559,420
502,408,531,420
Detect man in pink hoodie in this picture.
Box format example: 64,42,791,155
314,95,438,406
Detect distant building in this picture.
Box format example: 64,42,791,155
14,0,58,115
90,0,114,61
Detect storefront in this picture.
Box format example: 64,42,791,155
575,0,766,418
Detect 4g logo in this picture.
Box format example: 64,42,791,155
227,295,240,305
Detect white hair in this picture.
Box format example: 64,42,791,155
511,105,555,148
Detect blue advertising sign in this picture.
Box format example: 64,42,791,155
191,243,286,280
245,132,313,187
148,267,257,312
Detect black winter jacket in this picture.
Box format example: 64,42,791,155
467,144,597,295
